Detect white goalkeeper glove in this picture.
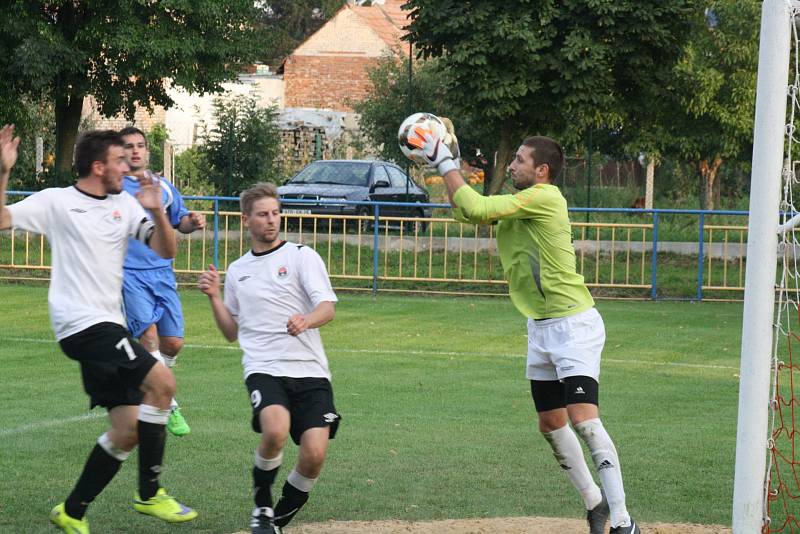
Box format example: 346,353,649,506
411,125,459,176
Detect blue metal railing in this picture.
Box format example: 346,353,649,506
5,190,752,300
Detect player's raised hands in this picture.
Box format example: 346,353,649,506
198,264,221,298
136,173,164,212
0,124,21,178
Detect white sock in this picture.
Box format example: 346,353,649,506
149,351,179,410
575,418,631,527
149,350,165,365
543,424,602,510
139,404,170,425
162,354,177,368
287,468,318,492
255,450,283,471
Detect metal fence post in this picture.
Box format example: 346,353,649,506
213,198,220,269
697,212,706,301
650,211,659,300
372,204,380,297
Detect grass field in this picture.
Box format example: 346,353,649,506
0,284,745,533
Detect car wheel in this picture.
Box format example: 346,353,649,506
405,209,427,233
358,208,373,234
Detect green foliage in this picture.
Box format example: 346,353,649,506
203,95,283,195
665,1,758,162
2,0,267,173
404,0,696,144
145,124,168,174
173,147,216,209
1,97,57,191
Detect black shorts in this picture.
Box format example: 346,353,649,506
246,374,341,445
59,322,158,410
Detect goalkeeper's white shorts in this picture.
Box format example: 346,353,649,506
525,307,605,382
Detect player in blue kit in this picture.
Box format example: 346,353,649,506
119,127,205,436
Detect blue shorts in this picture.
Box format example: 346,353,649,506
122,267,184,339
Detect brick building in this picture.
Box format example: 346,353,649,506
282,0,409,112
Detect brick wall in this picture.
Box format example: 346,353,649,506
284,55,380,112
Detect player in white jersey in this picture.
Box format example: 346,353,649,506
198,182,340,534
0,126,196,534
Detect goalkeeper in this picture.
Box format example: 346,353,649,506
410,126,639,534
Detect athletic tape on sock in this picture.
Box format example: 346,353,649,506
97,432,131,461
255,450,283,471
149,350,165,365
162,354,176,368
287,468,318,493
138,404,170,425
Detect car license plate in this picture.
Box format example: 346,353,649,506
283,209,311,214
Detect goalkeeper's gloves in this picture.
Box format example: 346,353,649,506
411,125,459,176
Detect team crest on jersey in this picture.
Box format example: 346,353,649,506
112,210,122,222
277,266,288,278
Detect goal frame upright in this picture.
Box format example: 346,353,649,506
734,0,793,531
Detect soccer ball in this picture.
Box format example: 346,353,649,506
397,112,448,164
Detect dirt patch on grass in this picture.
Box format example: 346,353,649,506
237,516,731,533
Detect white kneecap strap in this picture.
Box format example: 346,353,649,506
97,432,131,462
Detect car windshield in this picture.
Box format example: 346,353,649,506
290,162,370,187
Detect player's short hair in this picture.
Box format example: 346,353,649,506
240,182,281,216
521,136,564,181
74,130,125,178
119,126,147,146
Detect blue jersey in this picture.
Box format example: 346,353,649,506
122,174,189,270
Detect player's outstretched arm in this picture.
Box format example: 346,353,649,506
286,301,335,336
0,124,21,230
198,264,239,342
137,173,177,259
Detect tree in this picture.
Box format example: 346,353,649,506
403,0,697,193
203,94,283,196
2,1,266,180
663,1,759,210
257,1,347,68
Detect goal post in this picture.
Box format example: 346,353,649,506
733,0,793,531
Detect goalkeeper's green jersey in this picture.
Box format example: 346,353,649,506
452,183,594,319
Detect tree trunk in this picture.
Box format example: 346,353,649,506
645,158,655,209
488,125,515,195
54,92,84,183
697,157,723,211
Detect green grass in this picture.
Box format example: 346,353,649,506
0,284,746,532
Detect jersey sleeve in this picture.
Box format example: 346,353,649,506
5,190,54,234
223,266,240,319
452,184,549,224
122,192,156,244
166,181,189,228
298,247,338,307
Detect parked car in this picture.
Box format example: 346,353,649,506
277,160,432,230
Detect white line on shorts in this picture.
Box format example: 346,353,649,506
0,411,104,437
3,337,738,371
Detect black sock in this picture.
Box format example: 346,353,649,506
253,465,279,508
274,480,310,527
137,420,166,500
64,444,123,519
